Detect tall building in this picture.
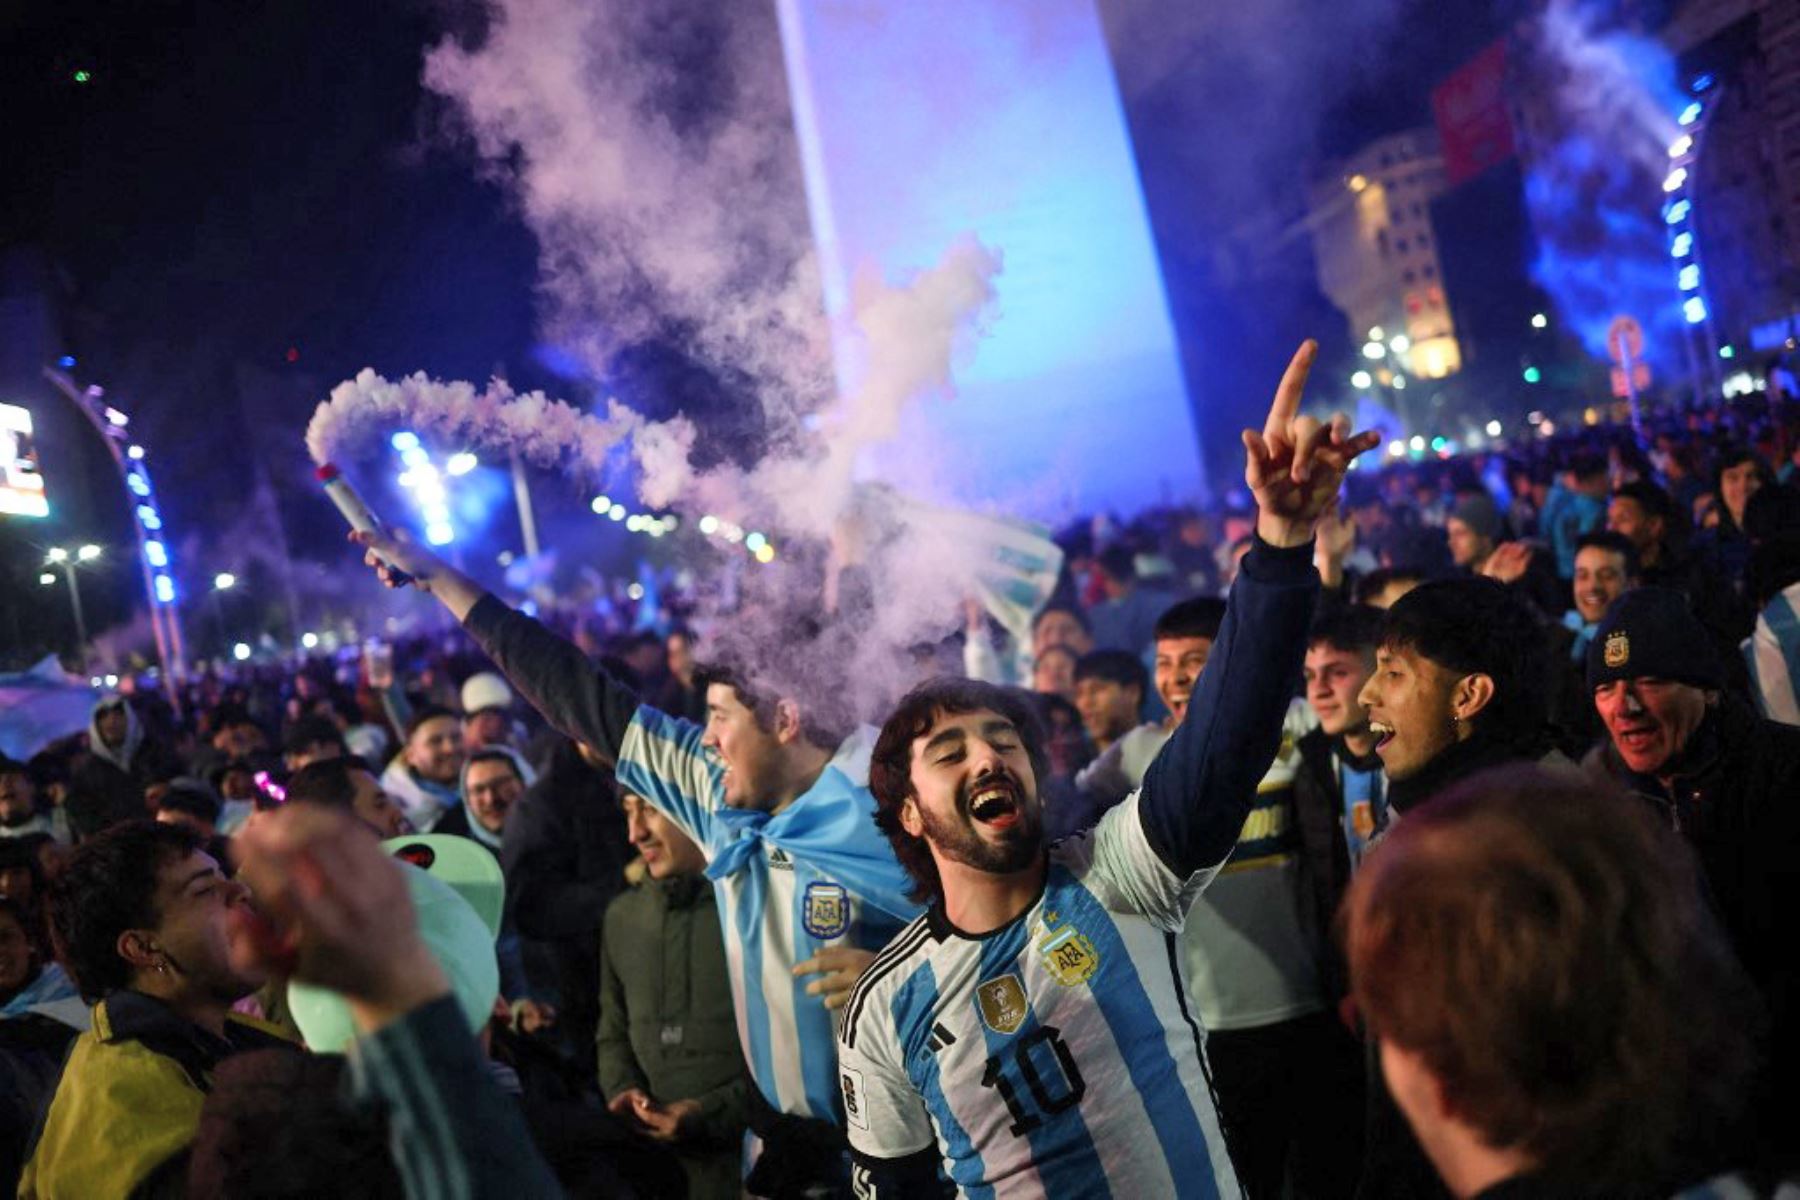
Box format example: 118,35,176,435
1307,129,1464,381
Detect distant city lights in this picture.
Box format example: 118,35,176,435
214,572,236,591
301,632,320,649
233,642,252,662
1362,342,1385,359
1670,232,1692,258
1683,297,1708,324
1350,370,1373,389
1485,420,1503,437
1678,264,1700,291
154,575,176,603
1389,334,1410,353
1530,312,1548,329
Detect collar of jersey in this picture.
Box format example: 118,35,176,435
925,857,1049,942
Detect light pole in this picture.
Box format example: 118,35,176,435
42,544,101,666
211,572,237,657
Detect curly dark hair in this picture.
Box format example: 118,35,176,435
47,819,205,1001
869,678,1049,904
1345,766,1760,1193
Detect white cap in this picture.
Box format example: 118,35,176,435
460,671,513,715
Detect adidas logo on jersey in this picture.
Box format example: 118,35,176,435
768,846,793,870
927,1022,958,1053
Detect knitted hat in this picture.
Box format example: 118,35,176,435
459,672,513,716
1585,587,1722,691
1450,492,1502,541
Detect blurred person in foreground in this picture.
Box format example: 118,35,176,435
224,803,562,1198
1583,587,1800,1104
601,792,750,1199
1344,766,1766,1197
20,821,291,1197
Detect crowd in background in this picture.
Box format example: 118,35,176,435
2,387,1797,1199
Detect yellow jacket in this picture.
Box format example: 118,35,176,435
19,991,294,1199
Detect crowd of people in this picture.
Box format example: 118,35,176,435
2,346,1798,1199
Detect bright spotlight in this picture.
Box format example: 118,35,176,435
127,445,145,460
154,575,175,603
45,547,68,563
1408,435,1425,451
1668,135,1692,158
745,532,768,553
1389,334,1410,353
425,522,456,546
1683,297,1707,324
1351,370,1373,389
754,543,776,564
38,572,56,586
445,452,478,476
1367,326,1385,342
390,431,421,452
233,642,252,662
214,572,237,590
301,632,320,649
78,544,101,561
1662,167,1687,193
1530,313,1548,329
698,515,719,535
1485,419,1503,437
1678,102,1702,126
591,495,611,514
608,504,627,522
1362,342,1385,359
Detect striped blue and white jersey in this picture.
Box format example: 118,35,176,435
617,707,918,1122
459,594,921,1126
837,793,1238,1198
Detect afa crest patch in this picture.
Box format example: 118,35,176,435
1603,630,1630,669
801,882,849,939
977,973,1029,1034
1038,925,1100,987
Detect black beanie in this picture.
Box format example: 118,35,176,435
1585,587,1722,691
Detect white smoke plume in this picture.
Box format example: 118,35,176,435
304,370,697,505
305,0,1051,721
420,0,831,416
1515,0,1688,370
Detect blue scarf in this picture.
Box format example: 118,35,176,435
704,762,919,921
1563,609,1599,664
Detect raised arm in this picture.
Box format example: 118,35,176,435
352,529,640,763
1138,341,1379,877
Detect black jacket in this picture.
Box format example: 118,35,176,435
1290,727,1383,1008
499,739,633,1075
1584,699,1800,1085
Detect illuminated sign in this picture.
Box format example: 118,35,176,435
0,403,49,519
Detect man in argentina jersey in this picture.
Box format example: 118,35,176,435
837,341,1380,1196
349,537,925,1193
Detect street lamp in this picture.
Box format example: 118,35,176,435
214,572,237,591
44,545,99,665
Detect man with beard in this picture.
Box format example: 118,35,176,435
20,821,291,1196
837,341,1376,1196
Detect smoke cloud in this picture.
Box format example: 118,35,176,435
1517,0,1687,372
304,0,1037,721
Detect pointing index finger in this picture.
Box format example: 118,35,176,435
1265,340,1318,441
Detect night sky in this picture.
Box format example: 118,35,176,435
0,0,1518,665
